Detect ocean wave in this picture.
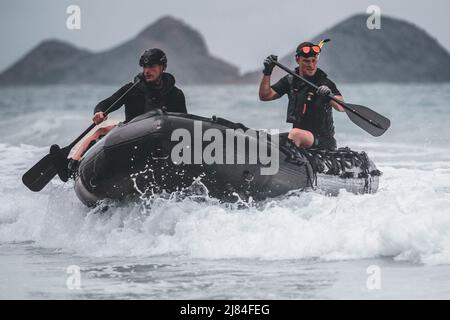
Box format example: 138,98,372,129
1,83,450,266
1,142,449,265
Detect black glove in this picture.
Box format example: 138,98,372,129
263,55,278,76
134,72,144,83
316,85,332,96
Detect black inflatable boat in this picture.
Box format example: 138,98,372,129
74,110,381,206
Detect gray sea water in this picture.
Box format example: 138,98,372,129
1,83,450,299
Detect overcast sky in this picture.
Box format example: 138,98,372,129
1,0,450,73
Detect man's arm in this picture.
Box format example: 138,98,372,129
259,75,280,101
317,82,345,112
331,96,345,112
93,83,133,124
259,54,283,101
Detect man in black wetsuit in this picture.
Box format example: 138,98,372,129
68,48,187,172
258,41,344,150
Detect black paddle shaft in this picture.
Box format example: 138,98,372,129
22,78,142,191
273,61,385,130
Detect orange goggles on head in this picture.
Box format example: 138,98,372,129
297,45,321,55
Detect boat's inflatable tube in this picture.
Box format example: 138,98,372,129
74,110,380,206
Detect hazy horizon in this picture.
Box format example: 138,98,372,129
1,0,450,74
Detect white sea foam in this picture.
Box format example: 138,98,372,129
1,142,449,265
1,84,450,299
1,84,450,269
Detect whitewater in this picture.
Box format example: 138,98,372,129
1,83,450,299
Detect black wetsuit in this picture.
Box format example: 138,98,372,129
94,73,187,122
271,68,341,150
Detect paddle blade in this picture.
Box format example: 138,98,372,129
22,153,58,192
22,145,71,192
49,145,70,182
343,104,391,137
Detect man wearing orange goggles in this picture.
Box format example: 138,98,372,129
296,44,321,56
259,40,345,150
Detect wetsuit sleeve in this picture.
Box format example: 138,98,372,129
271,76,290,97
93,82,133,114
167,88,187,113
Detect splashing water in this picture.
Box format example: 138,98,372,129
1,84,450,298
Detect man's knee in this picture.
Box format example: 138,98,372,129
288,128,302,139
288,128,314,147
